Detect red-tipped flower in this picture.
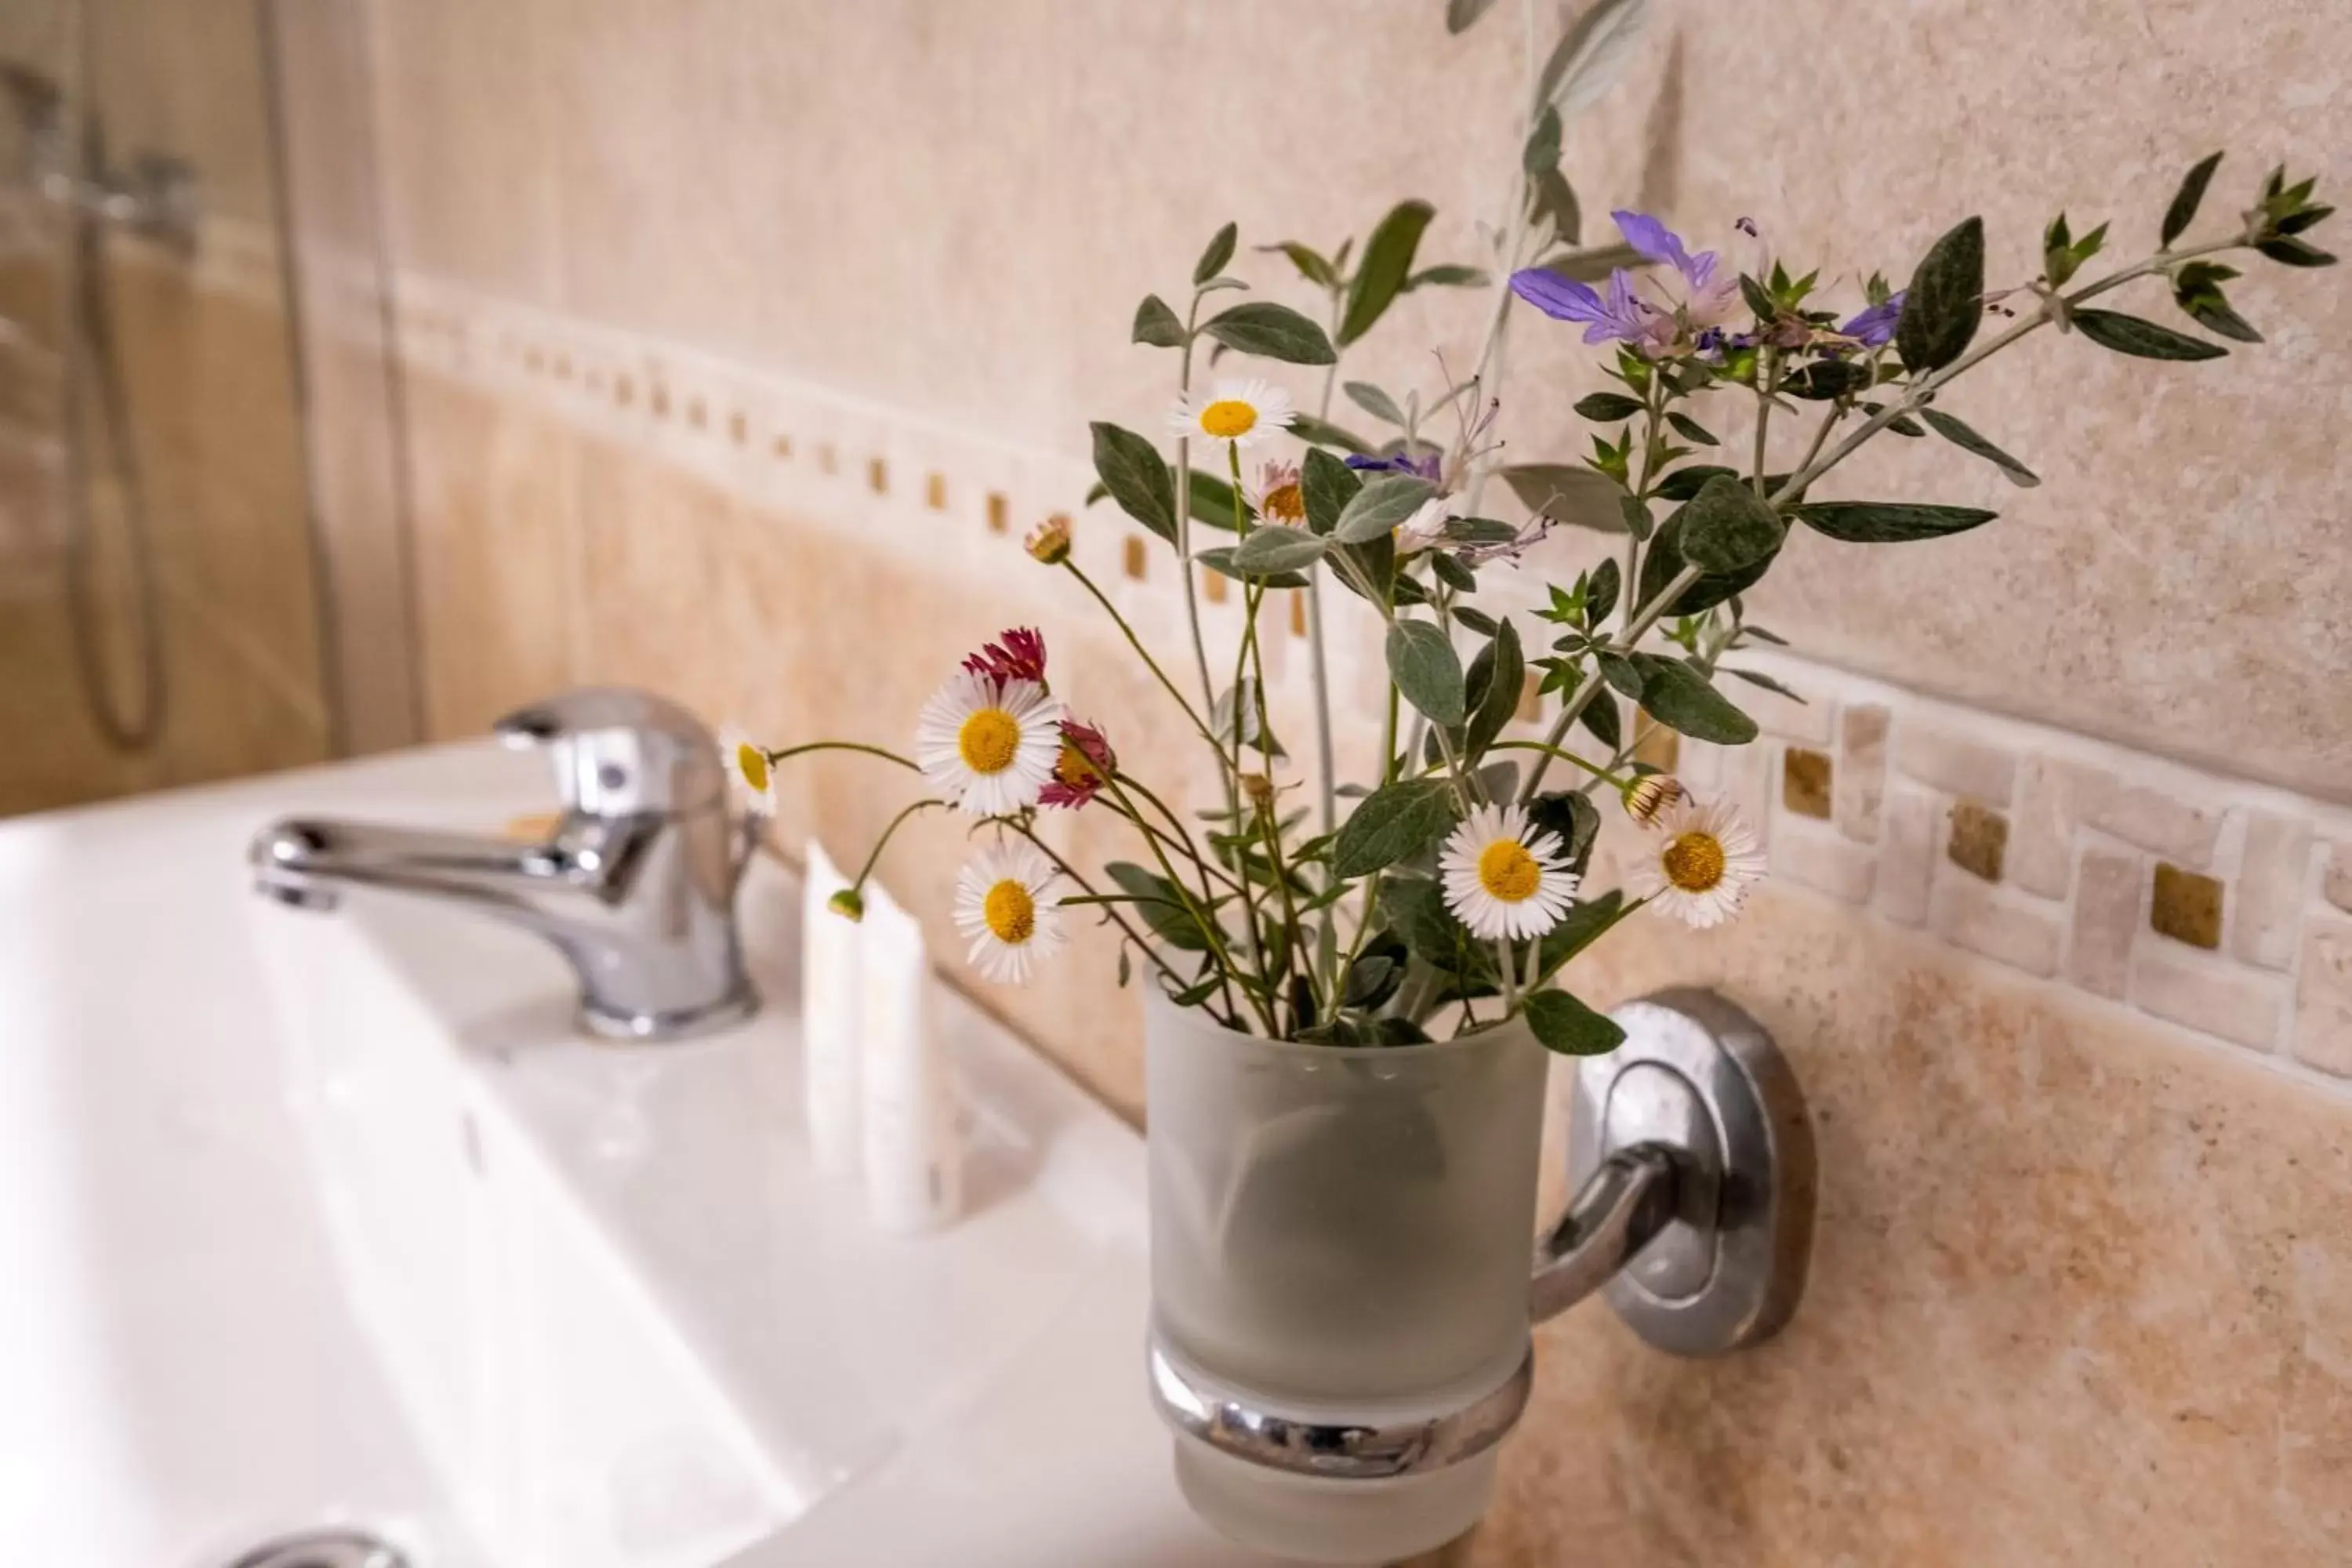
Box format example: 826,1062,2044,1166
962,626,1048,687
1040,719,1116,809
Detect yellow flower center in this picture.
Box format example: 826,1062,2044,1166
1199,399,1258,439
1661,830,1726,893
1261,481,1305,524
982,878,1036,944
1476,839,1542,903
1054,740,1096,786
957,707,1022,775
735,742,770,793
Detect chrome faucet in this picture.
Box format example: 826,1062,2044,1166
250,688,760,1042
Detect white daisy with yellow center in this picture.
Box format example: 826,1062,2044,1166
915,671,1065,817
718,723,775,814
953,839,1069,985
1170,377,1296,450
1243,459,1308,526
1629,796,1766,929
1439,803,1581,941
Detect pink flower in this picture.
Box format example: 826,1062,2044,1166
962,627,1047,687
1040,719,1116,809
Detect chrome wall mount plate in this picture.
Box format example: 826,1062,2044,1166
1570,988,1817,1356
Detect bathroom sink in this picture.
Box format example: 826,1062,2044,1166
0,742,1267,1567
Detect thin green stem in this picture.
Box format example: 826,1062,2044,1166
1001,818,1203,1007
1486,739,1637,793
1105,774,1270,1035
764,739,919,772
1059,560,1222,753
847,798,947,891
1516,561,1704,802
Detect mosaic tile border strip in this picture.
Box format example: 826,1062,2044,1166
383,274,2352,1087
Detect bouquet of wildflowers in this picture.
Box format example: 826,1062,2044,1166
730,0,2334,1053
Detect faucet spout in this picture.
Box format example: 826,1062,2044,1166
251,815,617,930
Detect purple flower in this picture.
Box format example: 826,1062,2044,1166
1838,292,1907,347
1612,209,1742,328
1508,265,1658,347
1345,448,1443,481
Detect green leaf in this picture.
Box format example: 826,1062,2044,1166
1464,618,1524,763
1330,779,1459,879
1527,789,1602,873
1537,887,1627,974
1300,448,1361,535
1338,199,1435,347
2070,308,2227,361
1407,263,1488,289
1384,877,1489,978
1781,358,1872,401
1917,408,2039,487
1447,0,1501,31
1089,422,1176,544
1523,103,1563,176
1794,501,1998,543
1429,550,1478,593
1595,650,1642,699
2171,261,2261,343
1454,606,1501,636
2253,235,2337,267
1196,546,1308,589
1586,557,1621,622
1727,666,1805,702
1539,241,1646,281
1104,862,1213,952
1387,619,1467,725
1132,294,1186,347
1653,463,1737,501
1185,468,1246,530
1895,216,1985,373
1578,690,1621,749
1334,474,1435,543
1345,381,1408,426
1193,221,1238,286
1200,301,1338,365
1342,953,1399,1008
1229,526,1330,575
1534,0,1649,118
1679,474,1788,573
1573,390,1646,423
1665,410,1718,446
1260,240,1339,289
1632,653,1757,743
2161,151,2223,247
1211,680,1286,758
1523,989,1625,1056
1639,504,1777,614
1288,413,1372,454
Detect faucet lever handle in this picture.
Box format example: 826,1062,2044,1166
493,687,725,818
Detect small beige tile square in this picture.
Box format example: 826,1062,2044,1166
1632,718,1679,776
925,471,948,510
2293,917,2352,1076
985,491,1008,534
1201,565,1228,604
2151,862,2223,950
1288,593,1307,637
1947,800,2008,883
867,456,889,494
1783,747,1833,819
1517,671,1542,724
1121,535,1146,581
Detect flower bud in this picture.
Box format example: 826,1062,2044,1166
1622,775,1686,826
1240,772,1276,811
1025,515,1073,565
827,887,866,922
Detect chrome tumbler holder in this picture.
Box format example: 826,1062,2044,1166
1146,988,1816,1483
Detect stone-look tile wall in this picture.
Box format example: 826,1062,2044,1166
0,212,329,815
385,279,2352,1563
362,4,2352,1560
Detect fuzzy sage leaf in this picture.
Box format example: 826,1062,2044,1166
1387,619,1468,726
2161,151,2223,248
1631,653,1756,744
1132,295,1185,348
1330,779,1458,879
1334,474,1435,543
1200,301,1337,365
1794,501,1998,543
1679,474,1788,572
1523,989,1625,1056
1229,526,1330,575
1089,422,1176,544
1192,222,1238,286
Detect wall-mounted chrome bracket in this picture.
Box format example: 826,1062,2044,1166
1537,988,1816,1355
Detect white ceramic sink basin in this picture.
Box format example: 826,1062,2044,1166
0,741,1269,1568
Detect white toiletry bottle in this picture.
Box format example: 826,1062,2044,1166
801,841,863,1183
858,880,964,1233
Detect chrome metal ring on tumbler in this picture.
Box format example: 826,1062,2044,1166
1145,1336,1534,1481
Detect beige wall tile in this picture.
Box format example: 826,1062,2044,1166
1933,873,2062,979
2293,916,2352,1079
2069,847,2142,1001
1895,723,2015,806
2132,949,2285,1053
1833,702,1888,844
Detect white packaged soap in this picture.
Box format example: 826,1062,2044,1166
858,880,964,1233
800,841,863,1183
